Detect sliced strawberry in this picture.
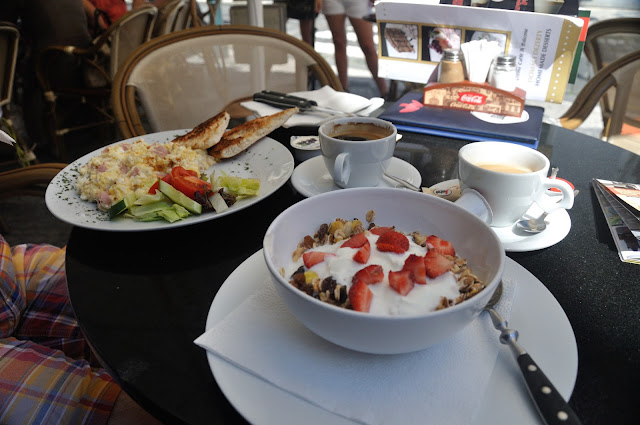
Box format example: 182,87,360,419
352,240,371,264
341,232,368,248
402,254,427,284
376,230,409,254
388,270,414,296
302,251,335,269
370,226,394,236
423,249,454,278
348,281,373,312
426,235,456,256
352,264,384,285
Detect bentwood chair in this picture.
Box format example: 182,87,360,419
112,25,343,138
0,22,19,111
0,163,67,232
0,22,35,168
35,5,158,160
559,50,640,140
153,0,192,37
581,18,640,137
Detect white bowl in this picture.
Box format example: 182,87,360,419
263,187,505,354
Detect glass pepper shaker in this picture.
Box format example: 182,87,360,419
489,55,517,91
438,49,465,84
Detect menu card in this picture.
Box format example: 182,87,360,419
592,179,640,265
376,0,584,103
378,91,543,147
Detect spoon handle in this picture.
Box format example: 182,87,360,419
488,308,583,425
516,353,582,425
383,172,421,191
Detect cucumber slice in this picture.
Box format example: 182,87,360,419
108,193,137,219
158,180,202,215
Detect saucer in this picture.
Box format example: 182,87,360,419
428,179,571,252
291,156,422,198
493,203,571,252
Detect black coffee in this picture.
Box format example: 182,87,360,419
334,135,370,141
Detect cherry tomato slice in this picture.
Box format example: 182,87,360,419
148,174,174,194
170,166,211,200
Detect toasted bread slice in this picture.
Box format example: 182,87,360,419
209,107,299,159
172,111,230,150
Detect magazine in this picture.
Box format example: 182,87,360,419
592,179,640,264
595,179,640,215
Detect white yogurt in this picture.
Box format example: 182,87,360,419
288,232,460,316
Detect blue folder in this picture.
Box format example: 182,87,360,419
379,92,544,149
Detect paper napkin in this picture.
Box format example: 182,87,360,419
195,273,517,425
240,86,385,128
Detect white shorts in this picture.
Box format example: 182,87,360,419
322,0,369,19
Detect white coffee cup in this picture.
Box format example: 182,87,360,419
319,117,397,188
458,141,574,228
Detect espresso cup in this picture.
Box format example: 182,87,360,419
458,142,574,228
319,117,397,188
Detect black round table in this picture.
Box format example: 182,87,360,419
65,124,640,425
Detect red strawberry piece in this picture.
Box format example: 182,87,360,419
426,235,456,256
423,249,454,278
402,254,427,284
302,251,335,269
388,270,414,296
376,230,409,254
370,226,394,236
352,264,384,285
341,232,368,248
352,240,371,264
348,281,373,312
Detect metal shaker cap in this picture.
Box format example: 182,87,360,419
442,49,461,62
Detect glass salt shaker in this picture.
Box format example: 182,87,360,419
438,49,465,84
489,55,517,91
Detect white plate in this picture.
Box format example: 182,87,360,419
291,156,422,198
45,131,294,231
429,180,571,252
205,251,578,425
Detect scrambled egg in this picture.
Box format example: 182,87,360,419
76,139,216,210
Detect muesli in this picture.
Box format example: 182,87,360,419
285,211,486,315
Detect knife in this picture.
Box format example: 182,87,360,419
253,91,355,116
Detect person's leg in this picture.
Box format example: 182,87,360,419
0,337,121,425
3,238,160,424
349,16,388,96
299,19,315,46
325,13,350,90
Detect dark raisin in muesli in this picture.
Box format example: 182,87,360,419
315,223,329,244
320,276,337,293
301,282,315,296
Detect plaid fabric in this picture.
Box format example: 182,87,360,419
0,236,121,424
0,338,120,425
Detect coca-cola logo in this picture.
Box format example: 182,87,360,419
458,92,487,105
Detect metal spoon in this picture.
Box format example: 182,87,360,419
516,211,551,233
383,172,421,191
515,167,558,233
516,189,580,233
485,282,583,425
